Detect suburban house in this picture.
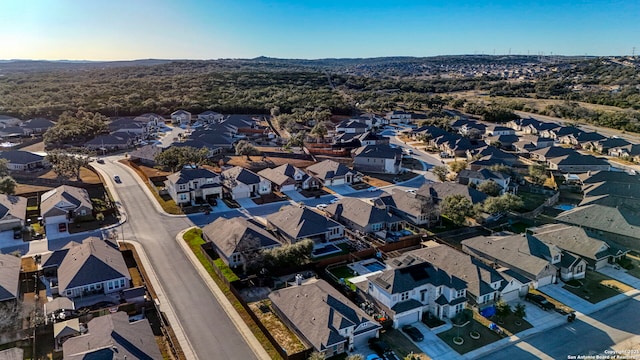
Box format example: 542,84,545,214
462,234,561,287
375,189,438,227
587,137,631,154
0,254,21,303
386,110,412,124
484,134,519,149
40,185,93,234
433,134,478,158
336,119,368,134
21,118,55,134
197,110,224,123
513,135,555,153
459,122,486,139
352,144,403,174
530,146,576,162
353,113,386,128
485,124,516,136
457,169,511,194
305,160,358,186
171,109,192,125
128,145,163,166
221,166,271,200
608,143,640,162
172,139,224,157
62,311,161,360
257,164,319,192
108,118,149,137
202,217,280,269
187,127,236,151
507,118,557,134
0,115,22,127
266,205,344,244
558,131,606,148
540,126,582,140
547,153,611,173
135,113,164,128
400,242,509,305
356,131,389,146
41,237,130,298
366,259,467,326
0,150,47,171
165,167,222,205
0,126,28,138
467,146,520,169
530,224,627,270
325,198,404,235
0,194,27,232
84,133,137,152
222,115,267,134
269,280,381,357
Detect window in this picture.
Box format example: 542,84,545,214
120,279,125,287
371,223,382,231
108,282,114,291
576,265,584,273
66,290,72,296
80,209,87,216
457,289,465,298
420,289,427,302
179,184,187,191
553,254,560,262
437,286,441,296
400,292,410,301
179,194,188,201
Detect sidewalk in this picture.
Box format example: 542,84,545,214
174,228,271,360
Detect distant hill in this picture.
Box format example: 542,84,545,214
0,59,172,73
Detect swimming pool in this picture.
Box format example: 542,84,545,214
363,261,386,272
554,204,576,211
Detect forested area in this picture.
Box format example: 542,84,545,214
0,56,639,132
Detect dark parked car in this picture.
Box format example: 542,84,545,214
369,339,392,356
402,325,424,342
96,159,105,164
526,293,556,310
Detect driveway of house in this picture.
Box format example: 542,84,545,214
282,190,307,202
538,283,596,314
409,321,461,360
598,265,640,289
236,198,259,209
509,299,564,328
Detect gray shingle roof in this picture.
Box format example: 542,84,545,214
458,169,509,181
399,243,504,298
269,280,380,351
129,145,162,162
50,237,130,292
0,194,27,223
352,144,402,160
257,165,298,187
416,182,488,204
0,254,20,302
306,160,353,180
376,189,434,218
531,146,576,159
40,185,92,218
267,205,342,240
22,117,55,129
462,234,555,280
0,150,44,164
326,198,402,229
222,166,262,185
372,258,466,294
203,217,280,258
167,168,219,185
531,224,618,261
62,311,161,360
0,348,23,360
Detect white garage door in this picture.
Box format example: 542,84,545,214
395,311,420,327
331,179,345,186
232,190,251,199
501,289,520,302
537,275,554,287
280,184,296,192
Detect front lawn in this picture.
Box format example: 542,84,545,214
623,252,640,279
437,316,504,354
562,271,632,303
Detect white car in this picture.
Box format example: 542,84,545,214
330,198,340,204
316,204,328,210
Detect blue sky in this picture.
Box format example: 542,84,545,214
1,0,638,60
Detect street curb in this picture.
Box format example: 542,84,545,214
121,240,197,360
175,227,272,360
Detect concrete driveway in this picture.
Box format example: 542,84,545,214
407,321,461,360
539,283,596,314
509,299,563,328
598,265,640,289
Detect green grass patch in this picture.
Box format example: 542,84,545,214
182,228,282,360
562,271,628,303
517,191,549,212
437,316,503,354
214,258,240,282
329,265,357,280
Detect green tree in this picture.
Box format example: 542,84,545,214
0,177,16,195
440,194,476,226
234,140,260,160
154,146,209,172
46,151,90,181
495,300,512,321
310,122,328,138
43,110,109,149
483,193,524,214
514,303,527,319
528,164,548,186
307,352,324,360
262,239,314,270
448,160,468,174
433,165,448,182
346,355,364,360
478,181,502,197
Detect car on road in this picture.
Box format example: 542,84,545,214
402,325,424,342
316,204,328,210
330,198,340,204
368,186,379,192
526,293,556,311
114,175,121,183
96,159,105,164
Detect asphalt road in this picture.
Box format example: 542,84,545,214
95,158,259,360
477,294,640,360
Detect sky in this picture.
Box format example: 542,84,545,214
1,0,638,60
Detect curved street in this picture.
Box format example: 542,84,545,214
94,158,260,360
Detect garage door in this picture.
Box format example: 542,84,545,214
501,289,520,302
232,190,251,199
537,275,554,287
280,184,296,192
395,311,420,327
